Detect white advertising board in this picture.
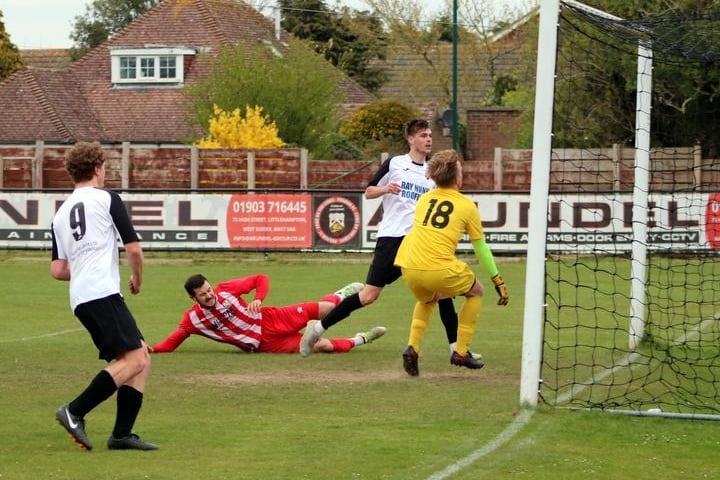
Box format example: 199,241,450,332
1,191,717,252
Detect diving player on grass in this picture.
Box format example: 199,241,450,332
150,274,385,354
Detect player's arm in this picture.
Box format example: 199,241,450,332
149,327,191,353
49,225,70,281
50,259,70,281
124,242,143,294
219,274,270,313
250,274,270,302
364,157,398,199
220,274,270,300
471,237,509,306
109,191,144,294
247,274,269,313
365,184,399,199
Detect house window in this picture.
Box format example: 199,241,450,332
159,56,176,79
139,57,155,78
110,47,195,86
119,57,136,79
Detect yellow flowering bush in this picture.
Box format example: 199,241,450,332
339,100,420,143
196,105,285,149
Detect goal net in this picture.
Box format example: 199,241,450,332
521,0,720,419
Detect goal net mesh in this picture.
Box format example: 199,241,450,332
540,1,720,416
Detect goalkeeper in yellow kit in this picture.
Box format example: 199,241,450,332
394,149,509,376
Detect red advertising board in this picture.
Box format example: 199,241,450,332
226,193,312,248
705,193,720,250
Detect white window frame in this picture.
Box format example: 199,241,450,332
110,47,196,85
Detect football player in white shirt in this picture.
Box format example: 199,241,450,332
51,142,157,452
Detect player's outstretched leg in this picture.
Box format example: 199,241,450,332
335,282,364,300
300,320,323,357
303,282,365,357
355,326,386,345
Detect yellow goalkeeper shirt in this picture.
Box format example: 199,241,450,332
395,187,485,270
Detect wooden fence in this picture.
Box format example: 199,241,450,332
1,142,718,191
478,145,719,191
0,142,377,190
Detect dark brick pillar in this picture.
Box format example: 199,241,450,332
466,108,521,163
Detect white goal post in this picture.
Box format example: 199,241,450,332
520,0,654,407
519,0,559,408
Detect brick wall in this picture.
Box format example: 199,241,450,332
465,108,523,189
467,108,522,163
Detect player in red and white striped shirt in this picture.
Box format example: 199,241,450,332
150,273,386,354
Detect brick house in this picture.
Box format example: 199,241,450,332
0,0,375,145
0,2,542,191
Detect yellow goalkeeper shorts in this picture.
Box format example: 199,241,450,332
400,261,476,304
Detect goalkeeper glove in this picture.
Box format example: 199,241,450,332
491,274,509,306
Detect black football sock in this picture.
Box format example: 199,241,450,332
69,369,118,418
112,385,144,439
438,298,459,344
320,293,363,329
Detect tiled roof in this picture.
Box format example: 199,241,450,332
20,49,73,70
32,69,104,141
374,9,537,121
0,0,374,144
0,70,71,142
0,68,104,143
376,42,525,119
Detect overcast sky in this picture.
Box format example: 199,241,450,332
2,0,534,50
0,0,432,49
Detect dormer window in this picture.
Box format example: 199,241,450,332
111,47,196,86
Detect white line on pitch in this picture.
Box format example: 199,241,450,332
555,315,717,404
422,315,718,479
0,328,83,343
423,408,534,480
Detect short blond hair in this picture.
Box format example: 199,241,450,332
426,149,459,187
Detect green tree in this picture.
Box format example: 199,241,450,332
507,1,720,155
333,9,388,92
339,99,420,159
340,99,419,142
280,0,333,42
366,0,531,108
69,0,161,59
426,13,476,44
280,0,388,92
590,0,720,156
543,1,720,155
185,38,342,155
0,10,22,81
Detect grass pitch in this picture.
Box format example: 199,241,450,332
0,251,717,479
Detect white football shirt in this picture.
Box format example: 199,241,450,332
51,187,138,311
367,154,435,238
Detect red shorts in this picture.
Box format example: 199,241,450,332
257,302,319,353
